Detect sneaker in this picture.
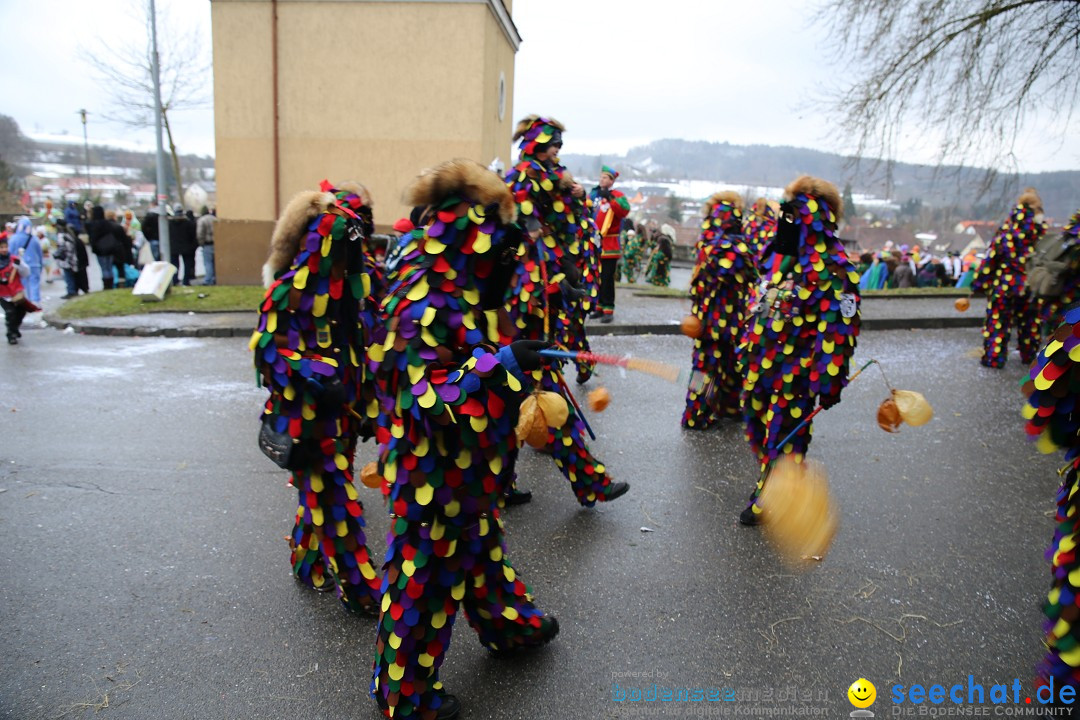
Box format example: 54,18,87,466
6,336,17,345
600,481,630,501
576,368,592,385
739,506,762,526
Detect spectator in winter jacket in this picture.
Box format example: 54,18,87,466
196,206,216,285
169,205,197,285
8,217,42,303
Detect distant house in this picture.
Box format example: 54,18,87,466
844,226,917,254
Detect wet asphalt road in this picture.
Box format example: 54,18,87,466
0,325,1063,719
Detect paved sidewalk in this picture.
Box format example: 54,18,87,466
43,262,982,338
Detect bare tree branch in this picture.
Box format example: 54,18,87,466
818,0,1080,180
81,0,210,207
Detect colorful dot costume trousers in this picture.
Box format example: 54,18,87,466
980,291,1038,368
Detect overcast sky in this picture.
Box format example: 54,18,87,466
1,0,1077,174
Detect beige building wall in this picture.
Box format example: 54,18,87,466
211,0,519,284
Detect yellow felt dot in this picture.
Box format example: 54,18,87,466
826,364,839,376
283,384,296,401
807,199,818,213
266,312,277,334
451,582,465,601
822,340,835,353
502,606,519,621
407,279,430,301
791,407,802,419
553,199,564,212
490,545,503,562
432,610,447,629
402,559,415,577
311,506,324,526
418,387,437,409
335,453,348,470
302,404,316,421
473,233,491,253
540,177,554,191
463,288,479,306
415,483,433,506
1060,644,1080,667
470,415,488,432
418,653,434,668
388,663,404,681
504,565,516,582
307,534,318,551
361,564,376,580
248,330,260,351
422,306,437,326
310,473,324,492
444,500,460,518
521,200,534,216
293,266,310,289
489,454,502,475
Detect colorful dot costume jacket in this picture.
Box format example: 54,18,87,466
683,192,757,428
971,189,1047,368
503,115,620,505
745,198,778,268
367,160,553,719
251,181,384,612
552,183,599,382
739,176,861,517
1022,303,1080,696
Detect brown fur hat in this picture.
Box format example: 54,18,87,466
512,114,565,142
262,182,375,287
784,175,844,223
405,159,515,225
558,171,578,192
1018,187,1043,214
703,190,744,218
263,190,334,288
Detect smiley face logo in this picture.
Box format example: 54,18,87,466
848,678,876,708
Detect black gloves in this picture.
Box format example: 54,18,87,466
508,340,550,372
309,377,348,413
819,392,841,410
597,188,612,200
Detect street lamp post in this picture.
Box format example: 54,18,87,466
150,0,171,263
78,109,90,202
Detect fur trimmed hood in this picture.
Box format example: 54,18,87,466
784,175,844,223
261,180,373,288
703,190,744,218
1017,187,1043,215
405,159,515,225
512,114,565,142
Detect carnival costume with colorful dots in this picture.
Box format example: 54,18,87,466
739,176,860,521
971,188,1047,369
645,233,672,287
503,115,624,506
683,192,757,429
251,181,384,612
745,197,778,268
1036,210,1080,335
620,227,644,282
553,172,599,383
1022,303,1080,697
367,160,556,719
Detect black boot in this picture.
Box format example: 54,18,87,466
599,481,630,501
739,505,762,526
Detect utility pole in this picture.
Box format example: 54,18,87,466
150,0,171,263
78,109,90,202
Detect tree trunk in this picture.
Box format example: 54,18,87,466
162,108,185,211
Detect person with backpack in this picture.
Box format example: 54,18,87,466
971,188,1047,368
1030,209,1080,336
